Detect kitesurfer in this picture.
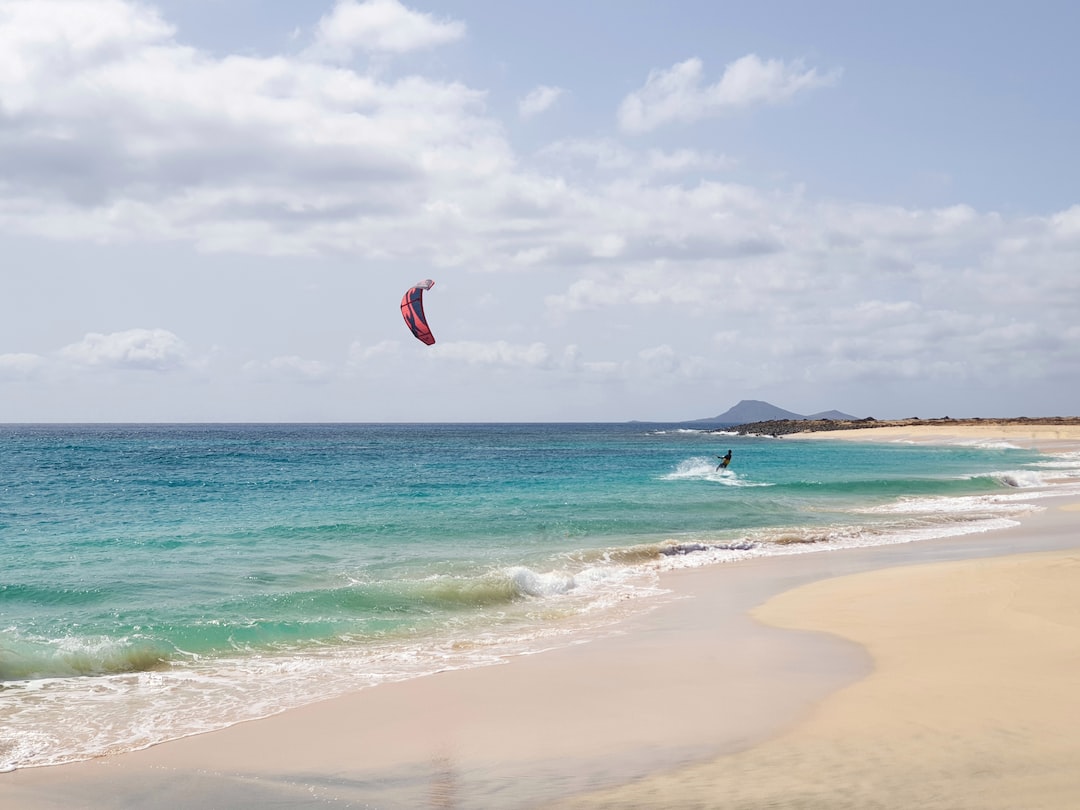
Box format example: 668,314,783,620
716,450,732,471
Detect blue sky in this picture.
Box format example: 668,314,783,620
1,0,1078,421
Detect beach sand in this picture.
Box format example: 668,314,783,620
4,425,1080,809
784,422,1080,453
557,524,1080,810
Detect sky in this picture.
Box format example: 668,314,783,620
2,0,1078,422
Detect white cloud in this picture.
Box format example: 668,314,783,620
0,0,499,255
590,234,626,259
0,352,46,378
433,341,551,368
0,6,824,277
245,355,334,382
532,184,1080,402
636,344,701,378
646,148,735,174
0,0,173,80
349,339,400,364
271,355,334,381
1050,205,1080,241
538,138,635,172
518,85,563,118
618,54,840,134
307,0,465,60
59,329,189,371
538,138,732,177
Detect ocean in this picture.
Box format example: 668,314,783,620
2,422,1079,771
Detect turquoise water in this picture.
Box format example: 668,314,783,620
2,422,1076,769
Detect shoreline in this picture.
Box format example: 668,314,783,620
782,421,1080,452
3,425,1080,808
556,509,1080,809
554,425,1080,808
1,543,879,808
726,415,1080,440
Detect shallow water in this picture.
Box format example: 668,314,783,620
2,422,1078,769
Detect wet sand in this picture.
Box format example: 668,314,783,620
556,510,1080,809
3,425,1079,808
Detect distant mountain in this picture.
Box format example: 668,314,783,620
683,400,860,425
807,409,859,420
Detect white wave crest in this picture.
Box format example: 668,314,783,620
649,428,708,435
1027,452,1080,477
505,566,576,597
660,457,770,487
861,492,1052,515
989,469,1056,488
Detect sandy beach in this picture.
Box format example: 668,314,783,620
4,424,1080,809
557,517,1080,810
784,422,1080,454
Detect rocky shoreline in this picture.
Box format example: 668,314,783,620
723,415,1080,437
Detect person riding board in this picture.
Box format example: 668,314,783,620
716,450,732,471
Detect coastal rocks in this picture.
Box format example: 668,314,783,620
721,417,876,436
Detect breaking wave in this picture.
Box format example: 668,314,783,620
661,457,772,486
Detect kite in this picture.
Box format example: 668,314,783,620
400,279,436,345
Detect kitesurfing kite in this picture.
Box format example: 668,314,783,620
401,279,436,345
